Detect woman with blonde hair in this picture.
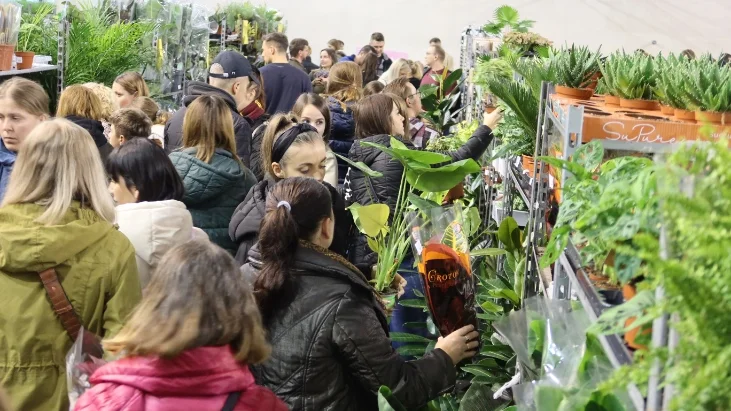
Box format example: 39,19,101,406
378,58,412,85
0,119,141,411
74,240,287,411
112,71,149,108
325,61,362,184
0,77,49,201
83,82,118,139
169,95,256,253
57,85,114,162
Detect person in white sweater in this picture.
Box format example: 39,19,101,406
106,138,207,287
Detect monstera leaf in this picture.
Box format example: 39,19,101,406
348,203,390,238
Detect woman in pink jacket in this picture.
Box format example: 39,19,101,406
74,240,287,411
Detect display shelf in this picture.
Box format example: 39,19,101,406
0,64,58,77
508,162,531,210
557,242,645,410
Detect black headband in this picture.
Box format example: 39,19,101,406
271,123,318,163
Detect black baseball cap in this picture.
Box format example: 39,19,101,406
209,50,259,85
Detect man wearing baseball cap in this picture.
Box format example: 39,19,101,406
165,50,258,168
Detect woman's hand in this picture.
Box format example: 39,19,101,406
434,324,480,366
483,107,503,130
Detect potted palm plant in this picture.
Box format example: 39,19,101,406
16,3,55,70
553,44,601,100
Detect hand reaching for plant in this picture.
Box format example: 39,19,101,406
435,324,480,365
483,107,503,130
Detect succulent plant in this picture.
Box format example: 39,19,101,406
553,44,601,89
601,52,655,100
681,58,731,112
653,54,690,109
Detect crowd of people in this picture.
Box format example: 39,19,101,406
0,30,502,411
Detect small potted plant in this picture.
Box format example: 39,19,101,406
16,3,54,70
0,2,21,71
553,44,601,100
602,52,658,110
682,58,731,125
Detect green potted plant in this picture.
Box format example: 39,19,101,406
553,44,601,100
681,58,731,124
16,2,55,70
483,5,534,36
0,2,21,71
653,54,688,115
601,52,657,110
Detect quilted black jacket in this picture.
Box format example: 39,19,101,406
228,178,353,265
327,97,356,184
243,242,456,411
170,148,256,253
344,125,495,272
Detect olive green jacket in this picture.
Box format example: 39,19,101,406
0,203,141,411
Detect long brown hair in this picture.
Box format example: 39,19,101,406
326,61,363,103
385,92,410,139
261,114,323,180
182,95,239,164
105,240,270,363
56,85,104,120
354,93,397,138
114,71,150,97
361,50,379,84
254,177,333,323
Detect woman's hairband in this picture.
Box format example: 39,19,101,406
271,123,318,163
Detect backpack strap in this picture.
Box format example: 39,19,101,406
221,391,242,411
39,268,83,342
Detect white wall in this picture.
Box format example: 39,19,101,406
198,0,731,66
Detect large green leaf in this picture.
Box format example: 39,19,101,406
334,153,384,178
573,140,604,173
471,248,508,257
497,217,521,253
378,386,407,411
348,203,390,238
443,69,463,95
407,193,441,215
406,159,481,192
389,332,434,343
458,384,508,411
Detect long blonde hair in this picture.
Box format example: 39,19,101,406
2,119,116,224
104,240,271,363
326,61,363,103
182,95,239,164
378,58,411,85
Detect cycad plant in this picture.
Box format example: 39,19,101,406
601,52,655,100
681,58,731,112
553,44,601,89
66,1,155,86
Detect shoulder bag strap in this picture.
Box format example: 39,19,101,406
39,268,83,342
221,391,242,411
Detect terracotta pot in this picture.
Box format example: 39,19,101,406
622,284,649,350
14,51,34,70
0,44,14,71
605,95,620,106
619,98,658,111
695,110,729,125
442,182,465,205
673,108,697,123
660,104,675,115
485,106,497,114
555,85,594,100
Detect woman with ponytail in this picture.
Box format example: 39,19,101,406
325,61,362,184
246,177,479,411
229,114,351,265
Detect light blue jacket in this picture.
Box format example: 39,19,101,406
0,139,17,202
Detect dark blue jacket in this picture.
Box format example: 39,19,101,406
327,97,356,184
0,139,17,202
339,55,356,63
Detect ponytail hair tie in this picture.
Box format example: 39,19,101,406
277,200,291,211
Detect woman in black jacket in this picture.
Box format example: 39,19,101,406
229,114,352,265
56,85,113,163
325,61,362,184
344,93,502,273
246,177,479,411
240,67,271,181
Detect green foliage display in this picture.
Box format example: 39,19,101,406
420,69,464,133
681,57,731,112
594,140,731,410
66,1,155,86
653,54,689,109
553,44,601,89
473,55,512,92
600,52,655,100
538,141,658,285
18,2,56,54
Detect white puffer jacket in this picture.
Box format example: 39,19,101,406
116,200,206,288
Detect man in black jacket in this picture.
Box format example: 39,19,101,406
164,51,256,167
